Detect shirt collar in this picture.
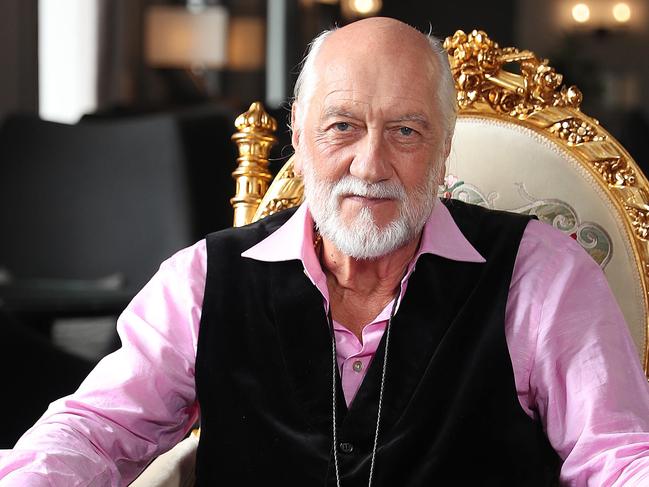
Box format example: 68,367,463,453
241,199,485,265
416,200,486,263
241,203,311,262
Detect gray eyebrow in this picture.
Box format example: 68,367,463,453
392,114,430,129
321,106,356,119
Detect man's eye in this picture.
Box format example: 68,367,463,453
335,122,350,132
399,126,414,136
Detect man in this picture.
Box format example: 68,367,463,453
2,17,649,486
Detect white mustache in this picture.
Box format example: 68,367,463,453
330,176,406,200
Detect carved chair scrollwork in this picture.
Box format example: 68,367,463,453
230,30,649,375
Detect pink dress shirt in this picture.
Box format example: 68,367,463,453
2,201,649,486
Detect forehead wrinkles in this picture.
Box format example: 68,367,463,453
318,89,432,119
315,34,438,88
319,91,369,115
301,41,439,124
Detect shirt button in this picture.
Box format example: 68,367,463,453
339,442,354,454
352,360,363,373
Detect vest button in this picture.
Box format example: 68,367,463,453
339,442,354,454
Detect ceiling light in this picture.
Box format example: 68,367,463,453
352,0,381,15
612,2,632,23
341,0,382,17
572,3,591,23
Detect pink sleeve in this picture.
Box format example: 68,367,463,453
508,220,649,486
0,240,207,487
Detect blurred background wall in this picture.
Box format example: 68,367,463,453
2,1,648,155
0,0,38,122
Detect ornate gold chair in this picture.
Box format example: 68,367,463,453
130,29,649,487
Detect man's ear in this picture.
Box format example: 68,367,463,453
434,133,454,186
291,103,303,175
291,103,300,149
442,133,453,162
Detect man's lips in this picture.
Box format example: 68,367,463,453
342,195,396,205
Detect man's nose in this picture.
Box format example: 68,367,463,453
349,131,393,183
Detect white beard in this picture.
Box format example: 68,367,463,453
302,162,437,260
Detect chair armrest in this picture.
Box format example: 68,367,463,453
129,434,199,487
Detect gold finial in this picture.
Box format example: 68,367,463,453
230,102,278,227
234,101,278,134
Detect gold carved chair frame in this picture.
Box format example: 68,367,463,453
229,30,649,373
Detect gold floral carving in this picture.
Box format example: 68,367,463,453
549,118,604,145
625,204,649,241
592,158,637,187
443,29,582,118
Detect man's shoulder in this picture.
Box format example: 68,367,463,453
441,198,533,247
442,198,586,255
205,206,299,251
441,198,532,226
443,199,597,276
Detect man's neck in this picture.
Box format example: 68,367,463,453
321,237,420,295
320,235,421,339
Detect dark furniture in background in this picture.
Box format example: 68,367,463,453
0,309,95,449
0,103,237,447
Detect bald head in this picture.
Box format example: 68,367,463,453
292,18,456,142
321,17,435,68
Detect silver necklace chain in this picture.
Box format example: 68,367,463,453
328,296,399,487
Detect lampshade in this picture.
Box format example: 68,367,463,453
228,17,266,71
145,5,228,69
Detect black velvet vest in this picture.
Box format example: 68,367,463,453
195,199,561,486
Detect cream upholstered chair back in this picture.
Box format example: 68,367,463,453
230,30,649,374
442,30,649,371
